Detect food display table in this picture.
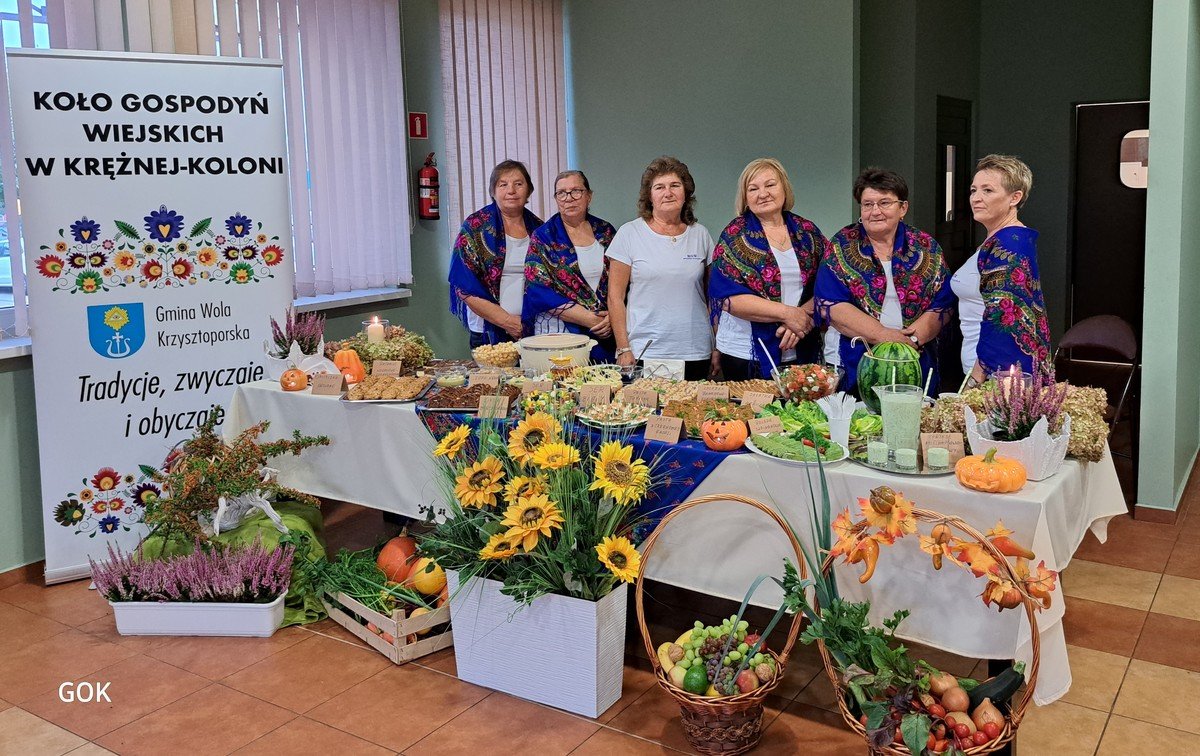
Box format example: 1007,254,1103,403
226,380,1128,704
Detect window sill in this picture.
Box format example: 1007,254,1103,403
0,288,413,362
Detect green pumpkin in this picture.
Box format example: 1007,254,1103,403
857,341,923,413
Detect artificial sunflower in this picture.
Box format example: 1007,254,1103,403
479,533,520,560
504,475,547,504
433,425,471,461
501,494,564,551
529,441,580,470
589,442,650,505
507,412,563,465
596,536,641,583
453,456,505,508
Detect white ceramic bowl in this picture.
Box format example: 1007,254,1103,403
516,333,596,373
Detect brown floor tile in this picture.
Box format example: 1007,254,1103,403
607,682,788,753
597,660,660,724
1149,574,1200,621
1165,539,1200,579
232,717,392,755
0,698,8,714
1016,699,1108,755
0,600,70,651
66,743,118,755
299,616,374,652
1097,715,1192,754
0,580,112,628
414,645,457,676
0,629,137,703
1060,559,1161,610
768,641,826,700
572,726,683,754
1133,612,1200,673
1176,513,1200,545
95,684,295,755
21,655,209,740
1061,597,1147,657
0,707,86,755
1114,659,1200,733
793,669,840,712
308,664,490,751
145,625,309,680
905,641,979,677
1106,512,1183,543
76,613,175,654
1059,645,1130,712
1072,526,1175,573
754,701,863,755
222,634,390,713
406,692,600,756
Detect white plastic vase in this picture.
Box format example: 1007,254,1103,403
110,592,285,637
964,406,1072,481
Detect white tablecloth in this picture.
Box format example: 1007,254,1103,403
226,380,1128,704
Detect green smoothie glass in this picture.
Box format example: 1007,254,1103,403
874,384,923,452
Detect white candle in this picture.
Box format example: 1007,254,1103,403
366,317,385,344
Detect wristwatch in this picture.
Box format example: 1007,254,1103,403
615,347,633,357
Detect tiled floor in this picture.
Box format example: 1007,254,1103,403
1,485,1198,755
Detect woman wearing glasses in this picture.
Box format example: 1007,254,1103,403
814,167,953,390
448,159,542,347
950,154,1050,383
709,157,827,380
606,156,717,379
523,170,617,362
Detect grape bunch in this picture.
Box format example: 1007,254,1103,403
671,615,779,696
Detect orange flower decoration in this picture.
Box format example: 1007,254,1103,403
829,510,865,558
1016,558,1058,609
950,538,1000,579
985,520,1036,560
981,573,1023,610
857,490,916,543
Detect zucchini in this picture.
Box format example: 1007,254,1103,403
968,661,1026,712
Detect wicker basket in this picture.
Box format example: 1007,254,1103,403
815,507,1041,755
636,494,807,756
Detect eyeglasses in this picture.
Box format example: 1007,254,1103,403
554,188,586,200
860,199,904,212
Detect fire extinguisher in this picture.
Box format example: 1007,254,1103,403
418,152,439,220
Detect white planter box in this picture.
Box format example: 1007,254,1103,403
964,407,1072,481
446,571,626,718
110,592,286,637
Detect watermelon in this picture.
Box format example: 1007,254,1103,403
856,341,923,413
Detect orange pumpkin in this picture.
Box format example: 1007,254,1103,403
700,418,749,451
956,448,1027,493
280,367,308,391
377,534,418,583
333,348,366,383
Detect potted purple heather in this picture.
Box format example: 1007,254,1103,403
963,369,1072,481
264,306,336,380
90,538,293,637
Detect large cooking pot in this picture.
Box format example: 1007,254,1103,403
516,333,596,372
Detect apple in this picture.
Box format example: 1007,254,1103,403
668,665,688,689
736,669,760,694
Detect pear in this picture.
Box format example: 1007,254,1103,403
668,665,688,689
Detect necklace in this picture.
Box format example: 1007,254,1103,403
650,216,684,242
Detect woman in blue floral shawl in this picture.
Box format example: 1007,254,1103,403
950,154,1051,381
447,160,542,348
815,168,954,390
709,158,827,380
522,170,617,362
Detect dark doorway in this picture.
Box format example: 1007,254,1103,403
934,96,974,392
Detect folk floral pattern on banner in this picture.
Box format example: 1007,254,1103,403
34,207,286,293
52,466,160,537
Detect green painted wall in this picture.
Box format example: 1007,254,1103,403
564,0,859,238
1140,0,1200,510
0,358,42,573
977,1,1153,337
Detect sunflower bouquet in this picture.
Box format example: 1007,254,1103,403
419,413,654,604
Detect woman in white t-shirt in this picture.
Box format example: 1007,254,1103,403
607,156,717,381
709,158,826,380
523,171,618,362
447,160,542,349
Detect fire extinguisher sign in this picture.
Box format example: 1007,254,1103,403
408,112,428,139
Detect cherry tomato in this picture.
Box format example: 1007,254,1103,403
858,714,868,727
982,721,1001,740
893,728,904,744
933,723,946,738
953,723,971,739
802,438,815,447
932,739,948,753
928,703,946,718
926,733,937,749
973,731,989,746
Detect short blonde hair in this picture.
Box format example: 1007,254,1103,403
735,158,795,215
976,154,1033,208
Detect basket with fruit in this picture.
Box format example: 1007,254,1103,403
637,494,808,755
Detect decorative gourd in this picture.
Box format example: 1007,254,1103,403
856,339,922,413
333,348,366,383
700,418,749,451
956,448,1027,493
377,534,418,582
280,367,308,391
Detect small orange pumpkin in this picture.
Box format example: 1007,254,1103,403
280,367,308,391
377,534,418,583
700,418,749,451
955,448,1026,493
333,348,366,383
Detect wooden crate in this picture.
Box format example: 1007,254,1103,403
321,591,453,664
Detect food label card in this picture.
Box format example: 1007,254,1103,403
741,391,775,410
697,385,731,402
748,416,784,435
579,384,612,407
371,360,404,377
642,358,685,380
623,388,659,408
521,380,553,395
311,373,347,396
469,371,501,388
478,394,511,418
644,415,684,443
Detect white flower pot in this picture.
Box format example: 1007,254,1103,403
263,338,337,381
110,592,285,637
446,571,627,718
964,407,1072,481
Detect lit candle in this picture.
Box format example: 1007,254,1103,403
365,316,385,344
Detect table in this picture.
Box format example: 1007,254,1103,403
226,380,1129,704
